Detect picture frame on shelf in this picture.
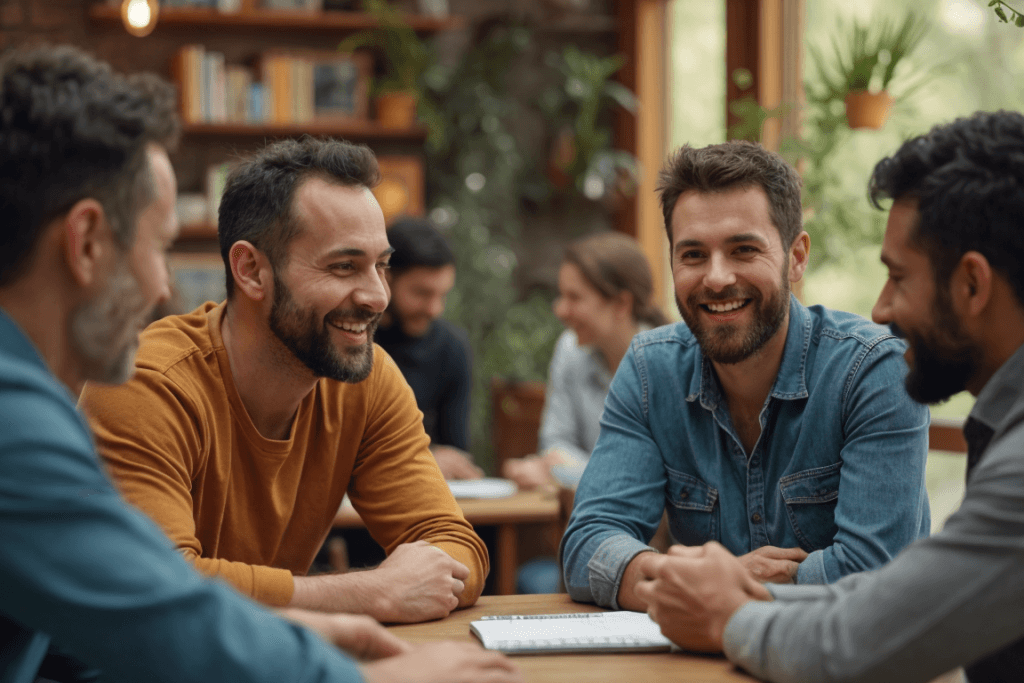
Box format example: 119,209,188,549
168,253,227,315
374,155,425,223
311,51,371,123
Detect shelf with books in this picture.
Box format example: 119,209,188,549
181,120,429,140
177,223,220,241
88,4,464,34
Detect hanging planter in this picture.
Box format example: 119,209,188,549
808,11,928,133
375,91,417,129
844,90,894,130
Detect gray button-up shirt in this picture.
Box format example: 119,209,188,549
723,341,1024,683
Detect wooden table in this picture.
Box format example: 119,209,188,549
388,593,757,682
333,490,561,595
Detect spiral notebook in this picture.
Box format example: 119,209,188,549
469,612,673,655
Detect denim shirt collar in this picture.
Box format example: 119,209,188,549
969,340,1024,433
688,294,810,410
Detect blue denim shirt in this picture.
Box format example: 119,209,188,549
561,296,930,608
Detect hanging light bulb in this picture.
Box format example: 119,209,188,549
121,0,159,38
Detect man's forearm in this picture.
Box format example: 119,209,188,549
291,572,387,616
617,551,658,611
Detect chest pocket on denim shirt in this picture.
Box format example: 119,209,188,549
664,468,718,547
779,461,842,551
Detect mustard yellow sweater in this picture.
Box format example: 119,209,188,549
81,302,487,608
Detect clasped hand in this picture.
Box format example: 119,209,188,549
369,541,470,623
635,543,774,652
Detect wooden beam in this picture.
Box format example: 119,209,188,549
726,0,803,149
616,0,669,309
726,0,760,136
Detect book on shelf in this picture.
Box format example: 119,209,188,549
263,0,323,9
469,612,673,655
159,0,243,9
174,45,369,127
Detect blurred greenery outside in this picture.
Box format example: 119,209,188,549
670,0,1024,527
419,23,637,469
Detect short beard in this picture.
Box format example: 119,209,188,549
677,279,789,366
898,291,981,405
268,271,379,383
70,254,151,385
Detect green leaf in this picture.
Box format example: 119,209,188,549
996,6,1009,21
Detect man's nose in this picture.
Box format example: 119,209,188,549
872,282,893,325
353,269,389,312
427,295,445,319
703,253,737,291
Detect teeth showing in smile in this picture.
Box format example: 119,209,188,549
334,321,368,333
704,300,746,313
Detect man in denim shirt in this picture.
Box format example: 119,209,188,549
561,141,930,612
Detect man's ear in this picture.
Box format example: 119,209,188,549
787,231,811,284
229,241,272,302
62,198,111,288
953,251,993,318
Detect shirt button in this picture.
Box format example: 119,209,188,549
751,513,762,524
679,490,689,500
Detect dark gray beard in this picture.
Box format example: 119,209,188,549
677,282,789,365
70,256,151,385
268,272,379,383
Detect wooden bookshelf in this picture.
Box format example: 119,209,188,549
182,120,429,141
88,5,465,34
177,223,219,241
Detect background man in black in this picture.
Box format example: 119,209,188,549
376,217,482,479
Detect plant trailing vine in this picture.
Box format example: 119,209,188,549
989,0,1024,27
420,20,563,465
341,10,639,465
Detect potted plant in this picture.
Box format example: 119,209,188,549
539,46,638,205
809,11,928,130
338,0,435,129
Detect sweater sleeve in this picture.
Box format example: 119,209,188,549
81,368,295,607
348,350,489,605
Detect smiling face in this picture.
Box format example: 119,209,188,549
71,145,177,384
553,261,623,348
872,198,981,404
670,186,806,365
268,177,391,383
388,264,456,337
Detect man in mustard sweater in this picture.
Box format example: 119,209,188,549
80,137,489,623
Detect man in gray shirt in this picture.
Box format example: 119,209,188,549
634,110,1024,683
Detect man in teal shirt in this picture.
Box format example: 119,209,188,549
0,45,521,683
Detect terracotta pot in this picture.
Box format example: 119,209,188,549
375,91,417,129
844,90,894,130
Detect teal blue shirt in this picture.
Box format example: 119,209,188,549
0,308,364,683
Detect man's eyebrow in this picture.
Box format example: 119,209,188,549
724,233,769,245
673,233,769,253
324,246,395,260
